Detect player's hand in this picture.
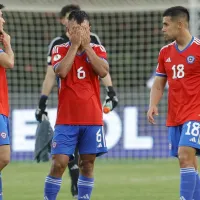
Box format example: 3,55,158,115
147,105,158,124
0,31,11,48
69,24,82,48
35,95,48,122
103,86,118,113
81,25,91,49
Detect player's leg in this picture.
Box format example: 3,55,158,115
178,146,196,200
78,154,96,200
193,156,200,200
44,125,78,200
0,115,10,200
77,126,107,200
178,121,200,200
68,147,79,198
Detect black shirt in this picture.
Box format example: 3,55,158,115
47,32,101,65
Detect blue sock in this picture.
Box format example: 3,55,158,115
44,175,62,200
193,171,200,200
78,175,94,200
0,173,2,200
180,167,196,200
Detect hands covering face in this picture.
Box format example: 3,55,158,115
68,20,90,48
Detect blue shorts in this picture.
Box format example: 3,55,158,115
51,125,108,158
0,115,10,145
168,120,200,157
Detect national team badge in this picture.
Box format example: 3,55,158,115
52,142,57,148
0,132,6,139
186,55,195,64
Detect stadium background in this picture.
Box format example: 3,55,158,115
1,0,200,199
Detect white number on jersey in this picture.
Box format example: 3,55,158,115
185,121,200,137
172,64,185,79
77,67,86,79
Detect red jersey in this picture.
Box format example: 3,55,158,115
0,49,9,117
156,36,200,126
52,42,107,125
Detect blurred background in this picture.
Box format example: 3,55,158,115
2,0,200,199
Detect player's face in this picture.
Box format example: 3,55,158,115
162,16,179,41
60,12,70,30
0,11,5,33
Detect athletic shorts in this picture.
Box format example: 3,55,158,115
168,120,200,157
51,125,107,158
0,114,10,145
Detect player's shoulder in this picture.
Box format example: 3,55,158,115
159,41,175,55
48,35,69,50
52,42,70,54
90,43,106,52
90,32,101,45
193,37,200,47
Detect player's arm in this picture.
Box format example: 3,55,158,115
91,32,118,111
0,31,14,69
147,76,167,124
54,45,78,78
35,38,57,122
147,48,167,124
41,65,56,96
84,45,109,78
82,27,108,78
54,25,81,78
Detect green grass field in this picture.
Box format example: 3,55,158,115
2,158,184,200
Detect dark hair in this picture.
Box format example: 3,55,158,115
59,4,80,19
0,4,5,10
163,6,190,22
68,10,89,24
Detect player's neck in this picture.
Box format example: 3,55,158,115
176,31,193,51
77,47,84,54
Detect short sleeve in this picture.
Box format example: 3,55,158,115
51,44,69,71
94,45,107,61
156,48,167,77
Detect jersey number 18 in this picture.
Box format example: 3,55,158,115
172,64,185,79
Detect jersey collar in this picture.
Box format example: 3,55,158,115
174,36,194,53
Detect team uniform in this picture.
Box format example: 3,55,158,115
47,32,101,65
0,48,10,146
51,42,107,157
156,36,200,156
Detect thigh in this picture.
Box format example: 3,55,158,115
78,126,108,157
179,121,200,156
168,126,182,157
0,115,10,146
51,125,79,159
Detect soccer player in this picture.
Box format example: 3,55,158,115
36,4,118,198
44,10,108,200
0,4,14,200
147,6,200,200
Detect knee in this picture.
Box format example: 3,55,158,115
50,157,68,176
178,153,194,168
79,160,94,177
0,157,10,170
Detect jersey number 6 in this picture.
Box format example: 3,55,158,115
77,67,86,79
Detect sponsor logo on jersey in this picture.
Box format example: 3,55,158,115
187,55,195,64
0,132,6,139
53,54,61,61
165,57,171,62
